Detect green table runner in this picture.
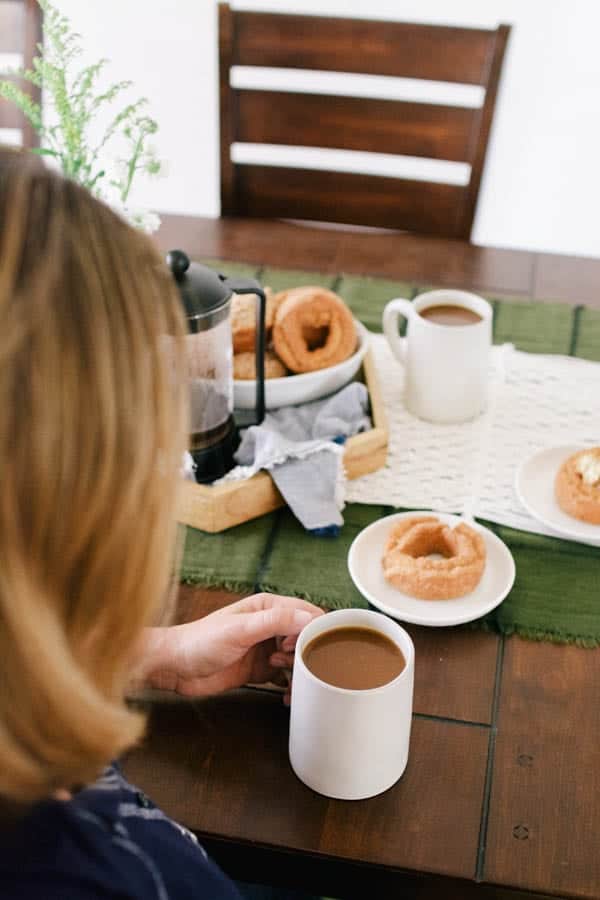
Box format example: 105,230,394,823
182,263,600,647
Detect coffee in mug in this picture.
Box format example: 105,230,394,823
289,609,414,800
419,304,482,327
382,289,492,424
303,626,405,690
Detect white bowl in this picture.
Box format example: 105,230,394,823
234,320,370,410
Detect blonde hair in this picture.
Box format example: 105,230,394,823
0,155,188,804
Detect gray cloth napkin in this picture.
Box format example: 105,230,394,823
227,382,371,532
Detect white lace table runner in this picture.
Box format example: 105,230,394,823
345,335,600,535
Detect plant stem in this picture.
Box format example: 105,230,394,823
120,132,144,203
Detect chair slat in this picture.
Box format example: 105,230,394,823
237,90,476,163
0,1,42,149
0,1,23,53
234,12,495,86
220,5,510,238
458,24,510,238
219,2,236,214
0,93,24,128
234,165,465,237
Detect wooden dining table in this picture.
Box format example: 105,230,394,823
123,215,600,900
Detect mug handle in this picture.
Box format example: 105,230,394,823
382,298,415,363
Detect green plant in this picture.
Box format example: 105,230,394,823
0,0,162,229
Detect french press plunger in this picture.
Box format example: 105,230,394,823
167,250,266,484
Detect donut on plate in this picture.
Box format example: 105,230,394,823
233,349,287,381
555,447,600,524
382,516,486,600
272,287,357,374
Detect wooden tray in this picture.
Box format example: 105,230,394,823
178,348,388,533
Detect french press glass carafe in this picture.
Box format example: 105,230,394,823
167,250,266,483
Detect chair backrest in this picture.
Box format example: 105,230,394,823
0,0,42,149
219,5,509,240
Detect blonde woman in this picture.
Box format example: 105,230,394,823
0,153,322,899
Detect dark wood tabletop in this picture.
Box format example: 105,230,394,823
123,216,600,900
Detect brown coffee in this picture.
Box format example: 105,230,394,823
420,304,482,326
303,626,405,690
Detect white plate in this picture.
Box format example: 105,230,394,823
347,511,515,627
516,445,600,547
234,320,370,410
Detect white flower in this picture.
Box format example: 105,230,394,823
126,208,162,234
144,145,168,179
152,158,169,178
111,203,161,234
112,156,130,184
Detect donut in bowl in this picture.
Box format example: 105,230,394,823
272,287,357,374
231,287,280,354
233,349,287,381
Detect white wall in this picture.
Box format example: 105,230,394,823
44,0,600,257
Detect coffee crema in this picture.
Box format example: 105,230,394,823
303,626,405,690
419,304,482,327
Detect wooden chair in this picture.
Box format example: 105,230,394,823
0,0,42,149
219,5,510,240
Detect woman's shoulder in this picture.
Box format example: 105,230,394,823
0,765,241,900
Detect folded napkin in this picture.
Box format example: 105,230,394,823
225,382,371,534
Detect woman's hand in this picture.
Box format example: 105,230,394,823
134,593,323,702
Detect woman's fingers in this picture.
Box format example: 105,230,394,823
281,635,299,653
219,592,323,619
233,603,321,650
269,651,294,668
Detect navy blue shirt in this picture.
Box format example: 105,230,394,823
0,763,241,899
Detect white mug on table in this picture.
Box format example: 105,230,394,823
382,289,493,424
289,609,414,800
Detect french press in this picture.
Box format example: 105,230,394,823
167,250,266,483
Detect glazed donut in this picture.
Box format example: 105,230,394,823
231,287,278,354
234,349,287,381
272,287,357,374
555,447,600,524
382,516,486,600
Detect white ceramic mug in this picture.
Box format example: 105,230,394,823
289,609,414,800
382,289,493,424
